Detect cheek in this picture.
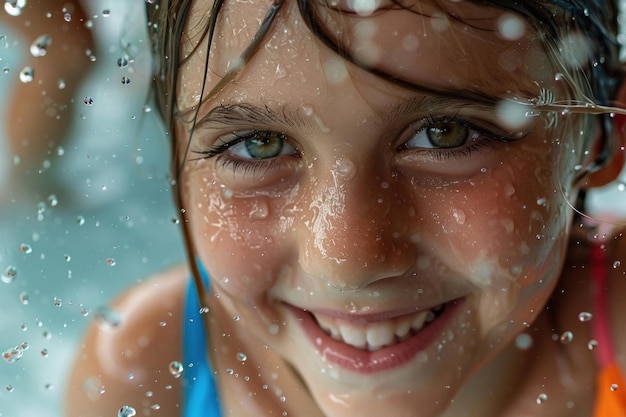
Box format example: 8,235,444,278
182,167,300,298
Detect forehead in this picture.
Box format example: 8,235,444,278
178,0,555,110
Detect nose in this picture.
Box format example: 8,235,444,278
297,159,416,290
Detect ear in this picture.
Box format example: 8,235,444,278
583,82,626,188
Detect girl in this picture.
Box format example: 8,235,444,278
67,0,626,416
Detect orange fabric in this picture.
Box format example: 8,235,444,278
593,362,626,417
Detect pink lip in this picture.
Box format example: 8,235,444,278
288,299,464,374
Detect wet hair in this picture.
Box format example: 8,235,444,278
146,0,623,171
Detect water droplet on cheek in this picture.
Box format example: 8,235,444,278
19,66,34,83
168,361,184,378
452,208,466,225
117,405,137,417
559,331,573,344
536,393,548,404
249,200,270,221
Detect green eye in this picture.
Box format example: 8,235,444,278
425,123,469,148
244,132,286,159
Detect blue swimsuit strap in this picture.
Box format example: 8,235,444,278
182,265,223,417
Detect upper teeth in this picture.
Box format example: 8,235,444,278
313,306,441,352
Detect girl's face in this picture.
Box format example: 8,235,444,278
176,0,591,415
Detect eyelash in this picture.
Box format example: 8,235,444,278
402,114,523,161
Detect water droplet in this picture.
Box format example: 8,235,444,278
57,79,66,89
53,297,62,307
226,368,234,375
6,385,13,392
233,315,240,322
80,308,89,317
559,331,573,344
578,312,593,322
2,345,24,363
19,292,29,305
515,333,533,350
94,306,122,327
64,254,71,262
117,57,129,68
19,66,34,83
588,339,598,350
4,0,26,16
41,348,49,357
268,324,279,335
237,352,247,362
102,9,110,16
106,258,116,267
121,76,130,85
83,96,94,106
452,208,466,225
611,384,619,391
76,215,86,226
117,405,137,417
20,342,29,351
613,261,621,269
63,12,71,22
30,34,51,57
19,243,32,254
536,392,548,404
168,361,183,378
1,265,17,284
47,194,58,207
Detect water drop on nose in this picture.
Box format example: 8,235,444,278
168,361,184,378
578,312,593,322
30,34,51,57
19,66,34,83
83,97,94,106
118,405,137,417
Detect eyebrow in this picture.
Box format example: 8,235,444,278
194,103,312,130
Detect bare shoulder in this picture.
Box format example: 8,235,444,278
66,264,190,417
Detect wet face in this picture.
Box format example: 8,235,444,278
175,0,587,415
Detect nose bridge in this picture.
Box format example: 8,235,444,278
299,159,414,289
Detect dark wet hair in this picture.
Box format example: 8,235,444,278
147,0,623,169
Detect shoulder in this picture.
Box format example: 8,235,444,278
66,264,190,417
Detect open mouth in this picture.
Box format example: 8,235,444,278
289,299,461,373
311,305,445,352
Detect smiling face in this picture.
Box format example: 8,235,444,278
174,0,593,415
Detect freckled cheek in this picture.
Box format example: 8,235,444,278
185,182,300,298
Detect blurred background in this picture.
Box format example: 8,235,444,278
1,1,626,417
0,1,184,416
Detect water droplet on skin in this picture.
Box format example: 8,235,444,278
233,315,240,322
168,361,184,378
611,384,619,392
63,12,71,22
30,34,51,57
578,312,593,322
102,9,110,17
588,339,598,350
452,208,466,225
94,306,122,327
237,352,247,362
47,194,58,207
536,393,548,404
76,215,86,226
121,76,130,85
613,261,621,269
117,57,129,68
268,324,279,335
19,66,34,83
19,243,32,254
83,96,94,106
559,331,573,344
4,0,26,16
117,405,137,417
497,13,525,40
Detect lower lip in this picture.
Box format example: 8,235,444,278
289,299,464,374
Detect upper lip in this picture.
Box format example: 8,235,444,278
284,300,455,324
